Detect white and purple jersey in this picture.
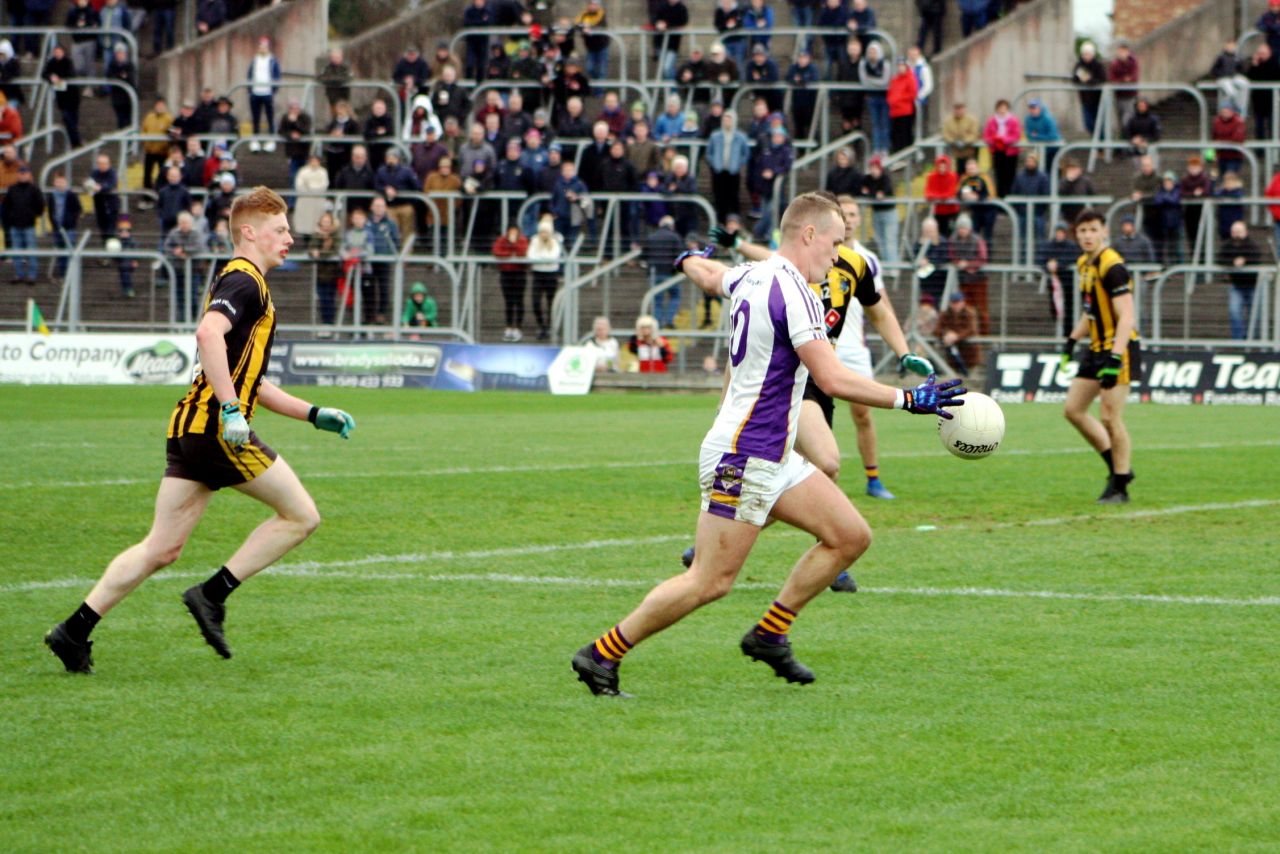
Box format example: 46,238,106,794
702,254,827,463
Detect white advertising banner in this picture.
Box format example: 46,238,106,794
546,346,597,395
0,334,197,385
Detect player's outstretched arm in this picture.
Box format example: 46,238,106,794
798,340,964,416
709,225,772,262
865,298,932,376
258,381,357,439
677,252,732,296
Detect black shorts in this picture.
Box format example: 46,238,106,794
1077,340,1142,385
164,432,278,490
802,378,835,427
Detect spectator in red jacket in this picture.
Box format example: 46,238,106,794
983,98,1022,198
924,153,960,234
1211,104,1247,173
0,93,22,142
627,314,673,372
1265,163,1280,248
493,224,530,342
886,56,919,152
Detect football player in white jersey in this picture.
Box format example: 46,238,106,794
572,193,963,697
693,194,931,592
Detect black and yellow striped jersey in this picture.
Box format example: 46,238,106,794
812,244,879,342
1077,247,1140,352
168,258,276,438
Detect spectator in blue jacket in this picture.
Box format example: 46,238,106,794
786,49,821,138
746,44,781,111
848,0,877,50
1008,151,1050,240
652,93,687,141
750,125,793,237
375,148,421,244
958,0,986,36
706,111,750,219
156,165,192,235
365,196,401,324
18,0,57,56
550,159,589,245
461,0,492,81
742,0,775,50
817,0,851,74
1152,171,1183,265
46,172,82,283
859,40,890,154
247,37,282,151
1259,0,1280,57
1023,98,1062,173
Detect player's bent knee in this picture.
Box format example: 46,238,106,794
694,569,738,604
145,539,185,568
819,458,840,482
828,519,871,563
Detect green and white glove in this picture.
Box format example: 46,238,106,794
899,353,934,377
220,400,250,447
309,406,356,439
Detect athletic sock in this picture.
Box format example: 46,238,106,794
590,625,632,669
201,566,241,605
1101,449,1114,475
64,601,101,643
865,465,880,483
753,600,796,645
1114,471,1133,492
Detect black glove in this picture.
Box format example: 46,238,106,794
708,225,742,250
1059,337,1077,372
1097,353,1123,389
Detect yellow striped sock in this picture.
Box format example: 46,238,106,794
865,466,880,480
592,625,633,663
755,601,796,640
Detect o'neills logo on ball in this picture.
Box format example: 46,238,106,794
951,440,999,455
125,342,190,383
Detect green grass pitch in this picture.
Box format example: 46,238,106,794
1,386,1278,851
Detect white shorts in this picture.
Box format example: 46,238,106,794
699,445,817,527
835,345,874,378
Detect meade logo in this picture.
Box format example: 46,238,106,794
125,341,190,383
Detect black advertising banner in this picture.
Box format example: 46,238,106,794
986,348,1280,405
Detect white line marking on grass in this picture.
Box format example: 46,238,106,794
8,439,1280,491
925,499,1280,533
8,567,1276,608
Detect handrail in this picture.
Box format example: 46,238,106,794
1011,83,1209,171
465,78,657,131
223,79,405,132
787,129,868,202
1150,263,1277,342
448,28,630,83
441,26,897,87
551,247,642,344
2,26,139,60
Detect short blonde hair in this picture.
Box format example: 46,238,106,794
779,191,842,240
229,186,287,247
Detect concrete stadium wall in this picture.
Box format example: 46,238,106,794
156,0,328,114
1131,1,1234,96
927,0,1077,135
340,0,470,86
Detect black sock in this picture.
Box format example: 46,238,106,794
1114,472,1133,491
1101,449,1114,475
64,602,101,643
201,566,241,604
